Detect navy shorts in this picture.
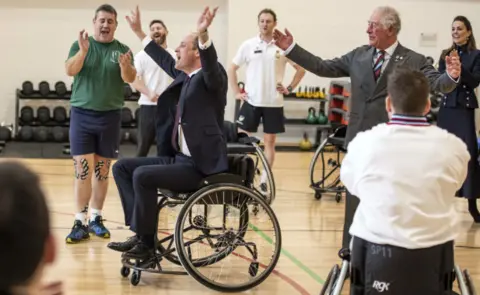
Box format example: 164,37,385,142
69,106,122,159
236,101,285,134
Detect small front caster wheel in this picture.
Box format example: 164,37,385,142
335,193,342,203
130,270,141,286
120,266,130,278
315,191,322,200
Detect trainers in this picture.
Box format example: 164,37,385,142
66,220,90,244
88,215,111,238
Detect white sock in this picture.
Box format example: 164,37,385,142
75,212,86,224
90,208,102,222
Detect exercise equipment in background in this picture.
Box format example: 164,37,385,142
299,132,313,151
14,81,142,144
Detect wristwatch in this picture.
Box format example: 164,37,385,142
287,85,293,93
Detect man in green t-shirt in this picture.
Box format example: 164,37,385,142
64,4,136,244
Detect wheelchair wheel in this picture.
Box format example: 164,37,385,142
155,197,235,268
320,264,340,295
464,269,477,295
174,183,282,292
309,132,345,200
251,142,276,205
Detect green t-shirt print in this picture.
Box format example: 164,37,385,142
67,36,134,111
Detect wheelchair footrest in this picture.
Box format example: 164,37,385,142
121,255,188,276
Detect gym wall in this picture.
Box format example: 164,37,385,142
0,0,228,126
225,0,480,144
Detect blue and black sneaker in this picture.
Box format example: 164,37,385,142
66,220,90,244
88,215,111,238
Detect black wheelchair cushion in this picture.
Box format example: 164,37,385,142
200,154,255,188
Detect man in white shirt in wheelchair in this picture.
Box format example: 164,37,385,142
340,67,470,295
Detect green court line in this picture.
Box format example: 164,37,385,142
248,223,325,284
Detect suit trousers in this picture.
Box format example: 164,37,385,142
342,190,360,249
136,105,157,157
112,153,204,235
350,236,454,295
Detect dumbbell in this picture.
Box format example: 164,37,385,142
33,126,49,142
55,81,67,97
51,126,68,142
22,81,34,95
20,106,34,124
0,126,12,142
39,81,50,96
37,106,50,124
53,106,67,123
19,126,34,141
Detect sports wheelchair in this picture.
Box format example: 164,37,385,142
223,120,276,207
119,133,282,293
309,124,347,202
320,248,477,295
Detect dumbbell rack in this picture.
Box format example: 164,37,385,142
15,83,141,144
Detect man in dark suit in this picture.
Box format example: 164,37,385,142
273,6,462,250
107,6,228,260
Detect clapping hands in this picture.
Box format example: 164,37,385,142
446,49,461,79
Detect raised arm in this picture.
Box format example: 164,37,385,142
65,30,89,76
197,31,226,91
421,58,457,94
196,7,226,91
273,28,353,78
142,36,181,79
125,5,181,79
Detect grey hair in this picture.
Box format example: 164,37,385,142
375,6,401,34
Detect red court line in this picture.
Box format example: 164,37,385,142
52,210,311,295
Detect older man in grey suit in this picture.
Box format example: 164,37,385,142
273,6,462,249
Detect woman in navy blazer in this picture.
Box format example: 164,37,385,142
437,15,480,223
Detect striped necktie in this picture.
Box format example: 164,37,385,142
373,50,386,81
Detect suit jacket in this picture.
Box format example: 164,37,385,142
143,38,229,176
286,43,458,146
438,47,480,109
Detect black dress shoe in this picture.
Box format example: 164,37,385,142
107,235,140,252
123,242,155,260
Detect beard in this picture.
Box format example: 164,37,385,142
153,33,165,45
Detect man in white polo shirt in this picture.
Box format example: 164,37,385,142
340,67,470,295
131,19,176,157
229,8,305,191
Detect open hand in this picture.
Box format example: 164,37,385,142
197,6,218,32
78,29,89,53
125,6,142,34
119,50,132,67
273,28,294,51
446,49,461,79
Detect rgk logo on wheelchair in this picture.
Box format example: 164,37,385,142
372,280,390,292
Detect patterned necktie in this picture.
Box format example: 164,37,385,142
171,75,191,151
373,50,386,81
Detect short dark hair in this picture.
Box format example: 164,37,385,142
0,161,50,289
150,19,167,31
258,8,277,22
387,67,430,115
95,4,117,20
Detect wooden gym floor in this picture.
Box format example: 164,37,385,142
7,152,480,295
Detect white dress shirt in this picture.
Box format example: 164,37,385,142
341,114,470,249
141,34,212,157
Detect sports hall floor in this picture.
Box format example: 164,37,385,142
7,151,480,295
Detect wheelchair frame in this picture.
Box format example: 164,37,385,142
227,134,276,207
117,138,282,293
309,125,347,202
320,248,477,295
